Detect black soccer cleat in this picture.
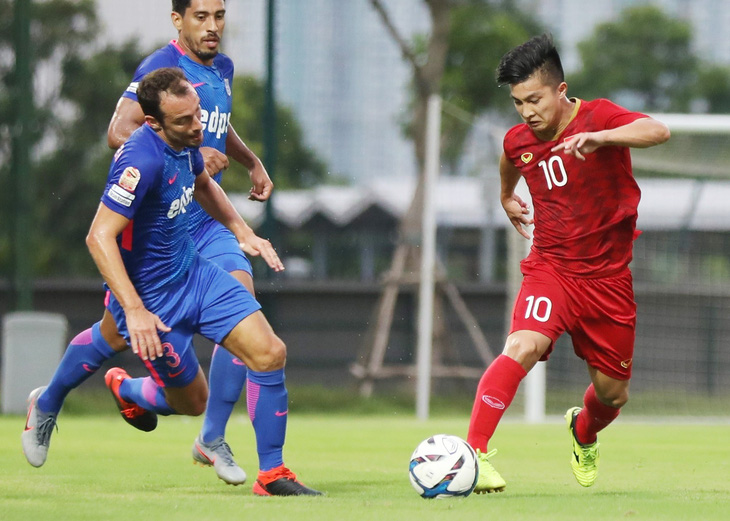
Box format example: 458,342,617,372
252,465,323,496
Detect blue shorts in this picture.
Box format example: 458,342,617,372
107,255,261,387
192,219,253,275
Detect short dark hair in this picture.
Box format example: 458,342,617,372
137,67,191,123
496,34,564,87
172,0,192,15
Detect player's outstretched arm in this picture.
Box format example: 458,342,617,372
194,171,284,272
500,153,533,239
551,117,671,160
226,124,274,202
86,203,170,360
107,97,146,149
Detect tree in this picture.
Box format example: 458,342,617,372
31,41,147,276
0,0,102,278
354,0,541,395
440,0,541,169
221,75,329,194
568,5,697,112
696,65,730,114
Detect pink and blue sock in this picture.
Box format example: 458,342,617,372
119,376,175,415
247,368,287,471
200,345,247,443
38,322,116,415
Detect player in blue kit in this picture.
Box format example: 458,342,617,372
106,0,269,487
21,0,269,490
23,68,321,496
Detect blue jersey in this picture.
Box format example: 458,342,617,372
101,124,205,296
122,40,233,234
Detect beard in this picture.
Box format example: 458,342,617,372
193,48,218,62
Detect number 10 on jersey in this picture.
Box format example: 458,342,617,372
538,156,567,190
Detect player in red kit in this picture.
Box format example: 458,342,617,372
467,34,670,493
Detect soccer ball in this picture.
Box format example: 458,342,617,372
408,434,479,499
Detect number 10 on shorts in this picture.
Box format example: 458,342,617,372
524,295,552,322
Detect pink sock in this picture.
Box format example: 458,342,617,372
575,384,620,445
467,355,526,452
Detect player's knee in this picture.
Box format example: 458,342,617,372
597,386,629,409
249,336,287,372
503,334,544,368
606,389,629,409
166,386,208,416
108,334,129,352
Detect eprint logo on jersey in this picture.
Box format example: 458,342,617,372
481,395,506,410
167,185,195,218
200,106,231,140
118,166,141,192
620,358,633,369
521,152,533,164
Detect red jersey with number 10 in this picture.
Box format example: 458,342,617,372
503,98,648,278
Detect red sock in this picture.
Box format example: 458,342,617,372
574,384,620,445
467,355,527,452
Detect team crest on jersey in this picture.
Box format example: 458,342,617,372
118,167,141,192
521,152,533,164
224,78,231,96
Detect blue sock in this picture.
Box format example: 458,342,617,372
201,345,247,443
119,376,175,415
247,368,287,471
38,322,116,414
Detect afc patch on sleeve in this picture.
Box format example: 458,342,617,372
108,184,136,207
119,166,141,192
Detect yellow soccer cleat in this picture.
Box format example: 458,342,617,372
473,448,506,494
565,407,600,487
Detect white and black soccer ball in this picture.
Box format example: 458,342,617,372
408,434,479,499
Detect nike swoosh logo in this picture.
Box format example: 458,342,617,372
274,410,288,417
24,398,36,431
191,82,206,88
232,357,245,366
168,172,178,185
168,367,186,378
82,363,96,373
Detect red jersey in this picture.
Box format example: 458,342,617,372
503,98,647,277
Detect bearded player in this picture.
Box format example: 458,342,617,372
467,34,670,493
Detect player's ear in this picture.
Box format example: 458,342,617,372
171,11,183,32
557,81,568,99
145,115,163,132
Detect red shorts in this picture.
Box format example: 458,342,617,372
510,255,636,380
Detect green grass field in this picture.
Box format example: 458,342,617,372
2,411,729,521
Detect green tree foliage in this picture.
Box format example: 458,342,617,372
0,0,105,278
1,2,324,278
398,0,542,173
32,41,146,276
568,5,697,112
439,0,542,169
696,65,730,114
221,75,329,193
